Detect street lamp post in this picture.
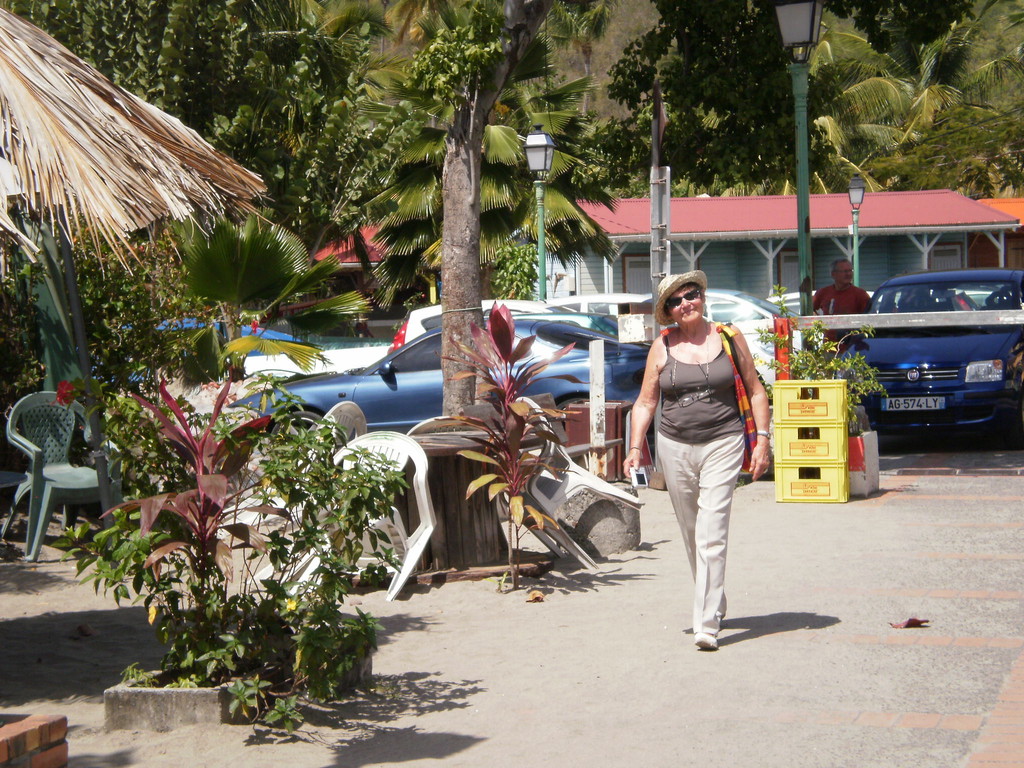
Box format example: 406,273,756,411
524,125,555,300
847,172,866,287
773,0,824,317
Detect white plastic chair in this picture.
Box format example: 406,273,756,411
336,432,436,601
324,401,367,446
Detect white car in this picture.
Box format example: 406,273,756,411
550,289,782,383
245,340,392,377
547,292,650,315
389,299,555,351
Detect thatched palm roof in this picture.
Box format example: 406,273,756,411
0,7,265,254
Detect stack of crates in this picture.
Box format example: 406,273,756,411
773,380,849,503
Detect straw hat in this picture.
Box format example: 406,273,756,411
655,270,708,325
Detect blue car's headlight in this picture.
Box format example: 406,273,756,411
965,360,1004,382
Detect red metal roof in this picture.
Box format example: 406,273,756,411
313,227,383,264
580,190,1019,240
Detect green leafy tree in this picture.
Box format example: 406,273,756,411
372,22,614,300
602,0,976,193
376,0,556,418
491,242,539,300
547,0,618,111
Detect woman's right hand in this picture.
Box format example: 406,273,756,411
623,448,641,476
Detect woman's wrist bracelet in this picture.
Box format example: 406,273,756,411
628,446,641,454
756,430,771,439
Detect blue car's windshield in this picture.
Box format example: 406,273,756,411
868,280,1020,314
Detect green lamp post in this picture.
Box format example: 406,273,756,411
773,0,824,316
524,125,555,301
848,172,866,286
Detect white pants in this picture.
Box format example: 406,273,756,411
657,431,744,636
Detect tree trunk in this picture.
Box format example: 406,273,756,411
440,110,485,415
440,0,556,416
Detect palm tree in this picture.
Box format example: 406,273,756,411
178,216,369,379
370,20,615,301
810,0,1024,192
547,0,618,111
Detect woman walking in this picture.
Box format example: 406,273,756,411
624,272,771,651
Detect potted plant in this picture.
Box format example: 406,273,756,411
762,293,886,498
444,305,575,590
59,380,405,731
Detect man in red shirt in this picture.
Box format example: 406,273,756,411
813,258,870,315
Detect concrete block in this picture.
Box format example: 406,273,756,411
104,655,372,731
557,488,641,557
104,685,243,731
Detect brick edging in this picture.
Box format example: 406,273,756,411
0,714,68,768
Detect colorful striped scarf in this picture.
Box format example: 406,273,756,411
716,323,757,472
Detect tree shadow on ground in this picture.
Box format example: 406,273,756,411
716,611,840,647
243,671,487,766
0,605,163,705
371,613,438,648
0,557,71,593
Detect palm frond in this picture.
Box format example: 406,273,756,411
0,7,263,259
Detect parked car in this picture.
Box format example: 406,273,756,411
389,299,554,352
235,319,650,433
549,289,780,382
854,268,1024,447
244,338,392,377
547,292,650,315
511,311,619,337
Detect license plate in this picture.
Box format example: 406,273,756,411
882,396,945,411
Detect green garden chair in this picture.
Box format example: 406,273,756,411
2,391,120,561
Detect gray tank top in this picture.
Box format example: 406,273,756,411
658,343,743,444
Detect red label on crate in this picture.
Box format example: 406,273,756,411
787,402,829,417
791,481,832,496
788,442,830,457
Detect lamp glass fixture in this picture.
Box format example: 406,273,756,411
524,125,555,177
848,173,866,209
772,0,824,63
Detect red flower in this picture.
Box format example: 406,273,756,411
54,380,76,406
250,320,260,334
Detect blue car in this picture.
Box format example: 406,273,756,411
235,319,650,433
854,268,1024,447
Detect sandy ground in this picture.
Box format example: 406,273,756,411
2,470,1023,768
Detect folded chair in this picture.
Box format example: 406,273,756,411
336,432,436,601
518,397,642,570
3,391,121,561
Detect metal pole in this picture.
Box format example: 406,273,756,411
535,178,547,301
851,206,861,287
57,214,114,514
791,61,813,316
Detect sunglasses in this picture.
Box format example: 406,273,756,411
665,288,703,309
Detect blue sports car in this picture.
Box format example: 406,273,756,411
854,268,1024,448
235,319,649,433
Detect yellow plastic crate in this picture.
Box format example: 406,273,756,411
774,424,848,463
773,380,848,424
775,463,849,503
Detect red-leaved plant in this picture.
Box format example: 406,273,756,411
115,380,275,583
446,305,577,589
